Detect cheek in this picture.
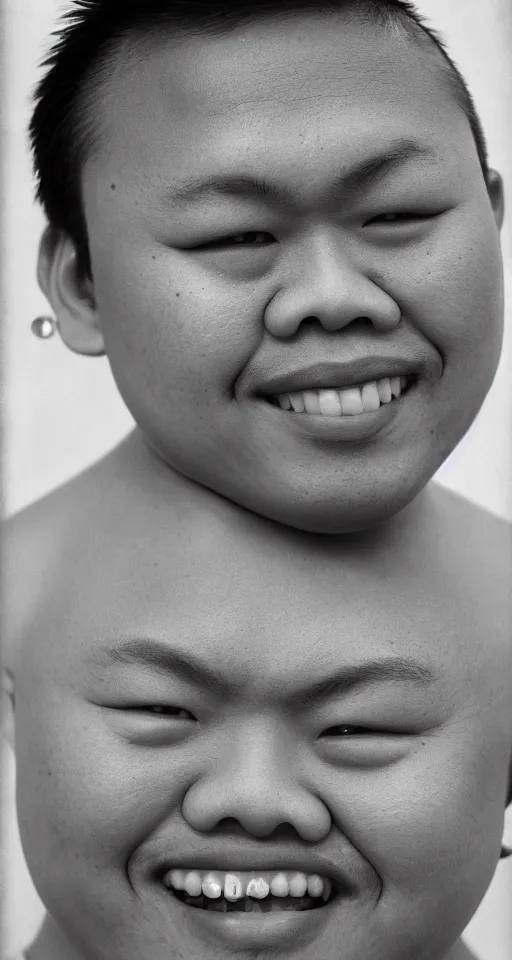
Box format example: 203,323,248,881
398,207,503,357
92,245,265,395
16,696,187,871
325,732,505,891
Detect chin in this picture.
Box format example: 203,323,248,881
238,482,425,535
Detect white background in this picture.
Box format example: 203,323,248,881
2,1,511,957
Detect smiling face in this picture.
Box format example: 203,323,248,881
54,11,504,533
14,514,512,960
66,16,502,532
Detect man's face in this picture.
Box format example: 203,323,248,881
15,521,511,960
74,14,504,533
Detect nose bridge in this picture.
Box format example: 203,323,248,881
181,717,331,842
264,230,401,338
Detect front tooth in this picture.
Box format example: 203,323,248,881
278,394,292,410
184,871,203,897
318,389,342,417
303,390,321,414
361,382,380,412
377,377,392,403
246,877,270,899
339,387,363,415
390,376,401,398
307,875,324,897
270,873,290,897
288,873,308,897
289,391,305,413
224,874,244,901
202,873,222,899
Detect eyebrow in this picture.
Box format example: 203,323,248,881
90,639,435,705
164,139,439,210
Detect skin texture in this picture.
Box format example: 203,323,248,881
7,436,511,960
39,14,504,534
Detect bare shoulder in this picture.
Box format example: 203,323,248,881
3,450,126,672
430,483,511,571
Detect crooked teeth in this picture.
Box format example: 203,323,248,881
224,874,244,901
273,375,409,416
246,877,270,899
164,869,331,902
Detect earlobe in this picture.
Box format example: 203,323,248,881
485,169,505,230
37,226,105,357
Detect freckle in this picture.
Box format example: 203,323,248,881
176,292,180,297
110,183,116,190
152,255,156,260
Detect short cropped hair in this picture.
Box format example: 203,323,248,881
30,0,489,277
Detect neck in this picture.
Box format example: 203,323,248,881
107,428,447,554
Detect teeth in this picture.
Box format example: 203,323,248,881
168,869,187,890
361,381,381,412
273,375,409,416
303,390,321,415
390,376,401,398
307,875,324,897
202,873,223,899
224,874,244,901
270,873,290,897
166,869,332,903
289,391,305,413
183,872,203,897
288,873,308,897
318,389,342,417
246,877,270,899
340,387,364,415
377,377,392,403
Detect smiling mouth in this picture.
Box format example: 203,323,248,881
164,869,336,913
267,375,411,416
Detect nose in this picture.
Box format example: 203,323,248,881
264,235,401,338
182,721,331,842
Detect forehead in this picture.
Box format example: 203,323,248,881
85,13,475,200
31,507,497,702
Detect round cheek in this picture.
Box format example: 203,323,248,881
400,206,503,361
323,734,505,897
15,695,189,882
92,244,265,405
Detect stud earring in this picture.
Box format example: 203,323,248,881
499,844,512,859
31,315,57,339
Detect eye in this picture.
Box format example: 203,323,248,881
195,230,275,249
127,705,196,720
320,724,380,738
365,211,437,225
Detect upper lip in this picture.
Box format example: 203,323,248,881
159,849,353,893
256,359,418,396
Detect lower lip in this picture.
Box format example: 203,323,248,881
261,395,404,442
179,896,334,949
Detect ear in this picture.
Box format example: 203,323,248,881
37,226,105,356
485,169,505,231
1,669,15,748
